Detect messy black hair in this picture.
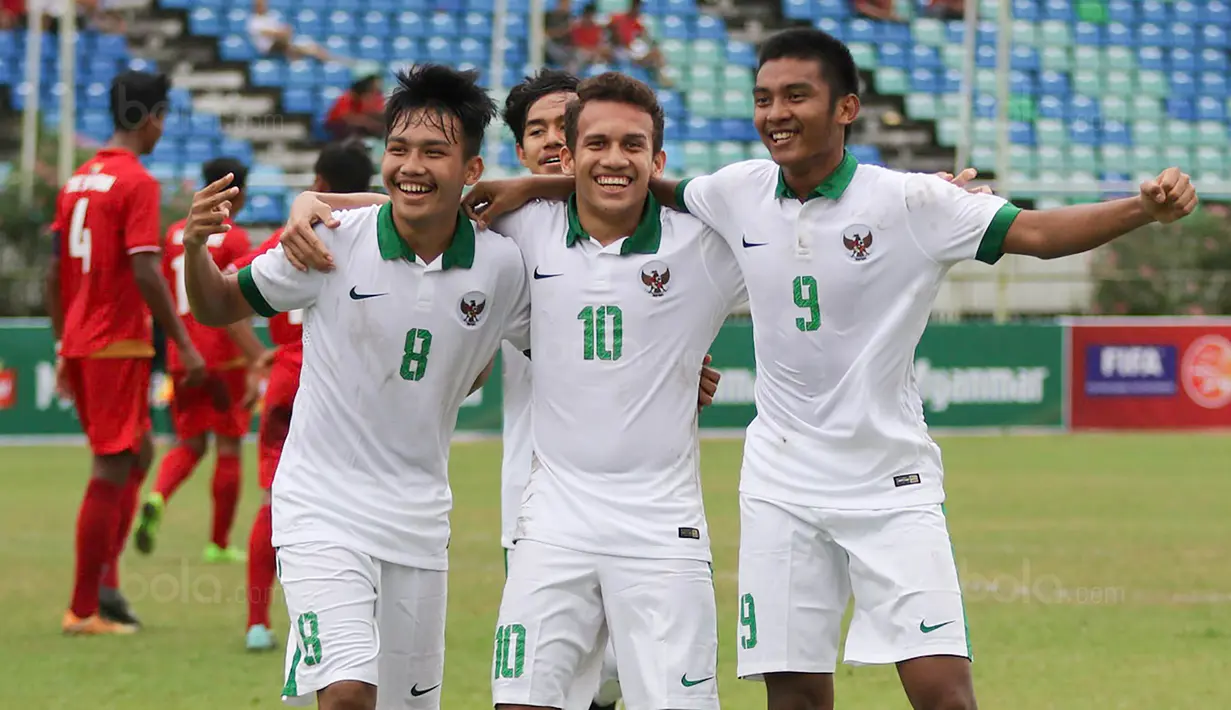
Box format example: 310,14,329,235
109,70,171,131
563,72,665,153
503,68,580,146
757,27,860,101
314,140,375,193
202,157,249,191
385,64,497,159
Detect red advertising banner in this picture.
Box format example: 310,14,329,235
1067,318,1231,430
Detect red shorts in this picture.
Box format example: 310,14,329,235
169,368,252,440
258,356,300,489
64,357,152,456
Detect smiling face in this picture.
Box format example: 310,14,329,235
753,56,858,173
517,91,576,175
561,99,665,220
381,108,483,227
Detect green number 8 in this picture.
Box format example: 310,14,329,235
400,328,433,381
297,611,323,666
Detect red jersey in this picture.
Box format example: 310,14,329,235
52,147,162,359
234,229,304,365
609,12,645,47
326,90,385,126
161,218,252,372
571,21,605,49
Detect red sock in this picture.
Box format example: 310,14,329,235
246,503,275,628
71,478,123,618
211,454,241,549
153,445,203,502
100,466,145,589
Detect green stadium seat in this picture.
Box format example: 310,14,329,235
722,66,753,93
662,40,688,66
1103,46,1134,70
1131,96,1162,120
1165,120,1195,146
1195,146,1225,175
1136,70,1168,97
1076,0,1108,23
1101,96,1131,121
1039,20,1073,46
906,93,938,121
1009,169,1039,197
715,141,745,166
1035,197,1067,209
848,42,877,70
689,65,720,91
683,141,715,173
941,44,967,71
1072,70,1104,95
597,0,623,11
1196,121,1227,146
1036,145,1064,171
1009,144,1036,173
1100,145,1131,174
747,141,771,161
1133,120,1163,146
978,0,998,17
1035,118,1067,145
936,118,960,148
1105,70,1134,95
972,145,998,172
1162,145,1193,169
875,67,909,95
661,65,685,88
975,69,998,94
974,118,997,145
721,89,752,119
1039,47,1072,72
1131,145,1162,174
688,89,719,117
1011,95,1035,121
1066,144,1096,171
912,18,946,46
1074,46,1101,72
690,40,723,66
938,93,964,118
1012,20,1039,46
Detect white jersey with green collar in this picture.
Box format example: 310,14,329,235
237,203,531,570
675,152,1021,509
493,195,746,561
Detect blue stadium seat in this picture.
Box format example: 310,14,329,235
1013,0,1040,21
96,33,128,59
1141,0,1169,22
163,112,190,137
846,19,876,43
1210,0,1231,25
1042,0,1071,20
1174,0,1199,23
659,15,689,40
219,34,257,62
974,93,996,119
1069,94,1098,120
425,37,456,63
458,37,488,64
814,18,843,40
719,118,757,142
975,44,996,69
1011,46,1039,71
1201,72,1228,96
219,137,255,164
693,15,726,40
294,10,323,36
80,81,109,109
190,113,223,136
910,44,940,70
190,8,223,35
1168,97,1195,120
1170,47,1196,71
1037,94,1064,119
361,11,390,38
322,61,352,86
505,13,528,39
284,87,315,113
430,11,459,36
463,12,492,37
79,110,112,141
1138,47,1165,70
1073,22,1102,45
1106,0,1135,23
848,144,882,164
397,12,427,37
323,35,352,57
1009,121,1034,145
1171,23,1196,48
1202,25,1228,47
880,43,907,69
1200,48,1228,71
1069,119,1097,144
910,68,938,93
354,36,385,61
1107,22,1132,46
128,57,157,73
224,9,249,35
665,0,698,15
183,137,218,164
1039,70,1069,96
1196,96,1226,121
286,60,318,88
684,116,717,141
727,40,756,67
783,0,810,20
1101,120,1131,144
816,0,849,17
147,162,178,182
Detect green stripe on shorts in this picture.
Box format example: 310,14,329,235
942,503,973,661
282,646,301,697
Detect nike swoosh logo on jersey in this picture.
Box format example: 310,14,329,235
533,267,563,279
742,235,767,248
680,674,714,687
349,286,388,300
919,619,956,634
409,683,440,697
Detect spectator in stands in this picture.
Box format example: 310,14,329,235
0,0,22,29
324,62,385,141
247,0,339,63
925,0,964,19
544,0,579,73
570,3,613,66
608,0,671,86
853,0,902,21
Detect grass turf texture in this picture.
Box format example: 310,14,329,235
3,433,1230,709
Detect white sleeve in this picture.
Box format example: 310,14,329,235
699,227,747,315
676,162,748,230
490,200,566,256
904,172,1023,266
500,248,532,353
237,228,330,316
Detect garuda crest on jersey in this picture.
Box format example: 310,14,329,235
640,260,670,297
459,291,487,327
841,224,874,262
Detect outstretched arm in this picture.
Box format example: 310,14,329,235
182,174,257,326
279,191,389,271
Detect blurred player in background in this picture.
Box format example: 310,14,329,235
45,70,207,635
132,158,270,564
234,140,376,652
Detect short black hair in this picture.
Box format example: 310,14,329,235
385,64,497,159
202,157,248,190
503,69,580,146
314,140,376,193
109,70,171,131
757,27,860,101
564,72,665,153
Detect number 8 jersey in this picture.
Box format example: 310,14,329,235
236,204,531,571
52,147,163,359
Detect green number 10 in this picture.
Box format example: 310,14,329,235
578,305,623,361
793,275,820,332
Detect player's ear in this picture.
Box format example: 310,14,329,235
836,93,860,128
464,155,485,186
651,148,666,179
560,146,575,177
515,143,531,171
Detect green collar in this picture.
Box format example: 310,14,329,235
376,202,475,269
564,192,662,255
775,149,858,202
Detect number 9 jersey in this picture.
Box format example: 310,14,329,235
52,147,163,359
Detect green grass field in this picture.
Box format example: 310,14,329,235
3,433,1230,709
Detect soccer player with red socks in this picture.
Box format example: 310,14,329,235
133,158,269,564
232,140,375,651
46,70,206,635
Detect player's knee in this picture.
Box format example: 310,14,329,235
764,672,834,710
93,452,135,484
919,687,977,710
216,436,242,458
180,436,208,457
316,680,376,710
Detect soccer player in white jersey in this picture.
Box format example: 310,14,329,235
175,64,531,710
459,28,1199,710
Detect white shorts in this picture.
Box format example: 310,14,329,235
278,542,447,708
493,540,719,710
737,495,969,678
